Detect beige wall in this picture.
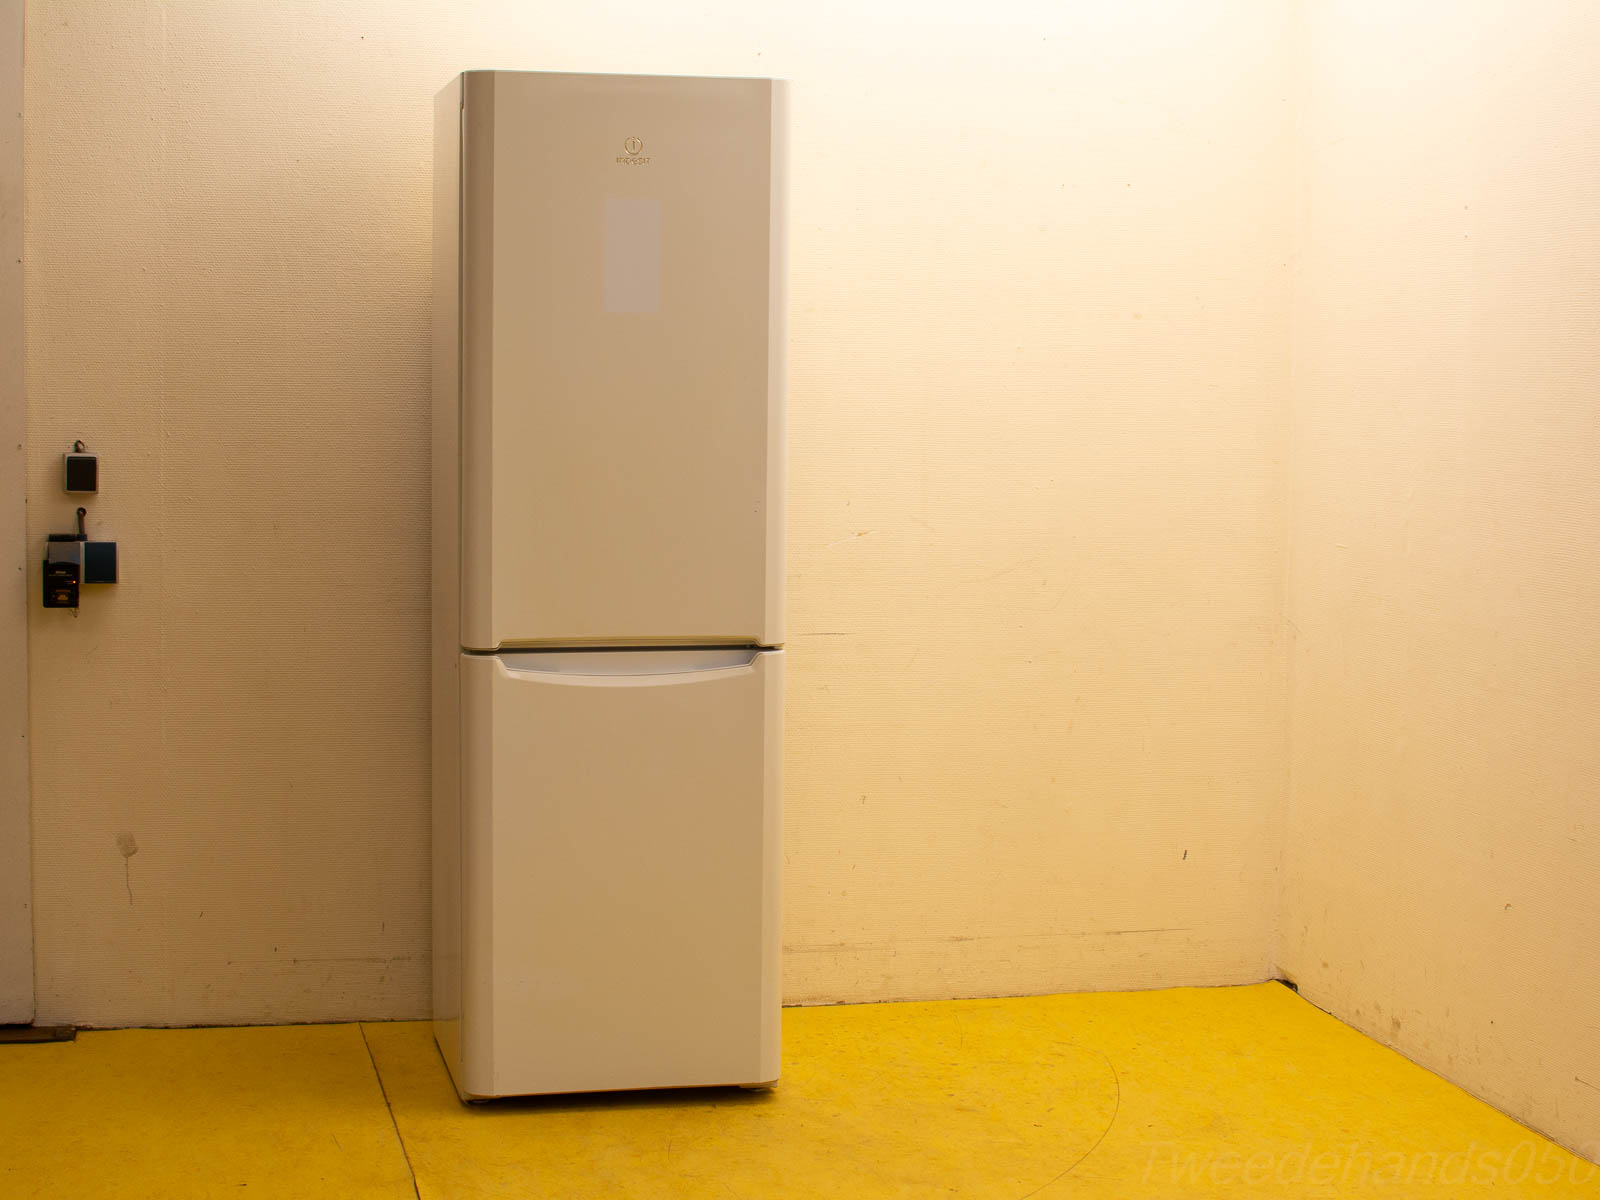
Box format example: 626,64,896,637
24,0,1293,1025
1280,0,1600,1161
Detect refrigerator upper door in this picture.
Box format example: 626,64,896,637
459,72,786,650
457,648,783,1098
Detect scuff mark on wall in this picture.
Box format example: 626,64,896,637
825,530,873,548
116,833,138,905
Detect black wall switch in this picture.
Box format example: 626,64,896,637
64,452,98,494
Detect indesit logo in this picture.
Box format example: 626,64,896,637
616,136,651,166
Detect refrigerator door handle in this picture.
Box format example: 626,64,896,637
493,648,764,687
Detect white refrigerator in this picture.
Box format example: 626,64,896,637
431,71,786,1100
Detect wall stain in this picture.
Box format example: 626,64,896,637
116,833,138,905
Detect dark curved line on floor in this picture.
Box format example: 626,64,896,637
1017,1047,1121,1199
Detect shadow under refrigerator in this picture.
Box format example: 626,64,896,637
431,71,786,1100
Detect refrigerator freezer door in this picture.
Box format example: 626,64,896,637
457,72,786,650
453,648,783,1099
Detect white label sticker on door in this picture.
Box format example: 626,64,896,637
604,195,661,314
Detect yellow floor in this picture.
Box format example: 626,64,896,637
2,983,1595,1198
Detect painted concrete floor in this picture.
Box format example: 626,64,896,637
2,983,1595,1198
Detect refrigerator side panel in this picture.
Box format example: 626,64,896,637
430,74,463,1084
764,83,788,649
759,649,784,1081
482,72,779,649
459,72,496,651
458,651,498,1098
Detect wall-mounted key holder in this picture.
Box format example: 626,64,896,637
42,508,116,610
